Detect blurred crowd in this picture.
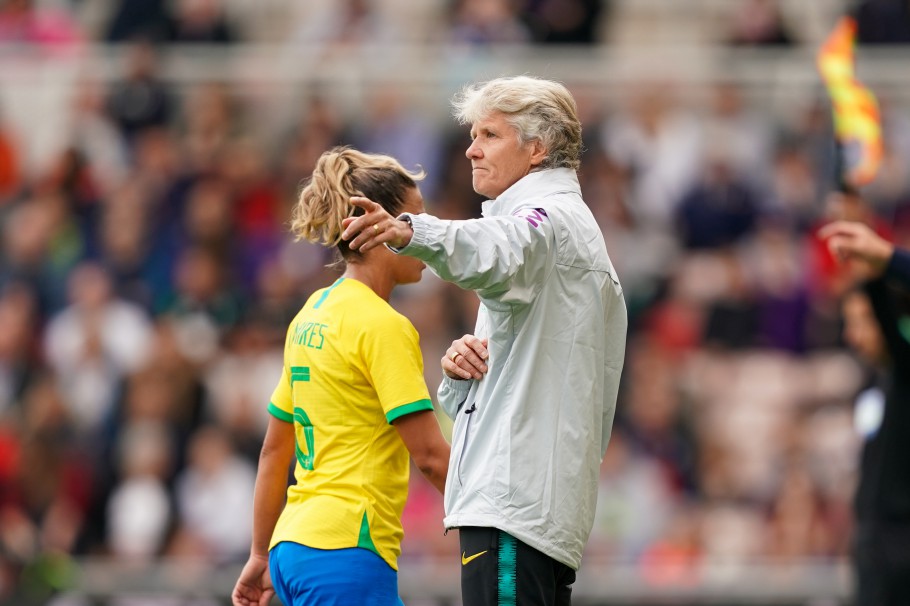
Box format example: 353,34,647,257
2,0,910,603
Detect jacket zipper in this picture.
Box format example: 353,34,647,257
456,402,477,485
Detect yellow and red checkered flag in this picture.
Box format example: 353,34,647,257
816,15,883,189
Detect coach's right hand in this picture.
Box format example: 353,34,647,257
443,334,489,381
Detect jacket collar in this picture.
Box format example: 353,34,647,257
481,168,580,217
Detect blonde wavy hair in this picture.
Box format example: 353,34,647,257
290,147,424,260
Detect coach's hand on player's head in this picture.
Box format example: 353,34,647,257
443,334,489,381
341,196,414,252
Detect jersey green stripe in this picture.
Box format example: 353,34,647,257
295,440,313,471
357,511,379,555
313,277,345,310
385,399,434,423
268,402,293,423
289,366,310,385
293,406,315,470
497,531,517,606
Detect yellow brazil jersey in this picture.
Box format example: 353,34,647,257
267,277,433,571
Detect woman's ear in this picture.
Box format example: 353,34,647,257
529,139,548,167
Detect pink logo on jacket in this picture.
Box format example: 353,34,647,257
514,207,548,228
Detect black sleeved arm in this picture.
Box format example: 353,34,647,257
866,278,910,376
885,248,910,291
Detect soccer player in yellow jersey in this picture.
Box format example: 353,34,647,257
232,147,451,606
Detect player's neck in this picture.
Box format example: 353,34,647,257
342,263,394,302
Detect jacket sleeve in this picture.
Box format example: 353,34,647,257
397,210,555,305
885,248,910,291
437,375,473,420
865,278,910,376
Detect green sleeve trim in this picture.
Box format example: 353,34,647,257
385,398,434,424
268,402,293,423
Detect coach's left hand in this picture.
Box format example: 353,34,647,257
443,335,489,381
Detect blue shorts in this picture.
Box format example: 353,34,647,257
269,541,404,606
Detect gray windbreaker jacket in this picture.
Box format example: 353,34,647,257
398,167,627,570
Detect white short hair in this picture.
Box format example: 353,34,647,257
452,75,582,170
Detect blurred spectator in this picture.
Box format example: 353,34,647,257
635,505,702,587
202,322,282,458
698,502,766,571
180,175,235,257
767,144,821,232
219,137,281,240
0,0,82,50
163,246,242,362
277,93,346,205
215,138,284,288
619,336,698,494
244,257,304,343
765,461,837,561
36,148,102,243
0,283,38,418
288,0,403,58
104,0,170,43
0,194,84,313
353,87,444,201
777,99,838,204
582,147,677,314
0,380,91,588
68,81,130,197
855,0,910,45
0,115,22,203
43,262,154,439
700,82,774,187
740,219,812,352
588,431,679,560
520,0,607,44
165,0,236,44
142,320,207,427
694,252,759,351
106,41,174,144
180,82,236,176
105,421,174,560
172,426,255,562
448,0,531,45
867,142,910,217
726,0,794,47
94,182,166,310
684,351,808,503
130,128,183,201
675,151,762,251
601,85,702,230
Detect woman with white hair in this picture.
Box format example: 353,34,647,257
343,76,628,606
